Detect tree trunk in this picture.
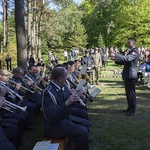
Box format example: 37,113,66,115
2,0,8,52
31,0,36,59
15,0,27,69
37,0,45,59
27,0,32,58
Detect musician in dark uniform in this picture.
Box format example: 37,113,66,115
24,65,42,111
81,50,95,84
62,62,89,119
42,67,89,150
10,67,36,129
0,69,26,148
114,38,139,116
0,99,17,150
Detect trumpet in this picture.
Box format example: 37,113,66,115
0,81,24,102
0,97,27,113
8,79,35,94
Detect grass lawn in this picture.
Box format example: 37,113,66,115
21,60,150,150
89,78,150,150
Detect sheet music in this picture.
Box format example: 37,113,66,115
76,79,86,91
89,88,101,98
48,143,59,150
33,141,51,150
33,141,59,150
80,65,87,74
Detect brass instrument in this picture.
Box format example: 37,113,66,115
35,73,49,88
83,73,91,83
8,79,35,94
0,97,27,113
22,75,43,92
79,65,91,83
0,81,24,103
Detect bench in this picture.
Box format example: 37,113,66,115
43,137,68,150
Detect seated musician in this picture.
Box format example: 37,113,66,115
42,66,90,150
62,63,89,120
66,61,92,102
0,98,17,150
66,61,78,88
81,50,95,84
0,69,26,148
35,65,48,88
10,67,36,130
24,65,42,111
74,59,82,79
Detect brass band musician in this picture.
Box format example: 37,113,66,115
0,69,26,148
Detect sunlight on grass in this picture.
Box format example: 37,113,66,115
88,77,150,150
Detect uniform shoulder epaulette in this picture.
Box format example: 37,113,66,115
47,85,52,91
43,85,52,94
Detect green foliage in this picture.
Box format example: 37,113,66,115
98,33,105,47
41,40,49,55
0,22,3,42
82,0,150,49
42,2,87,51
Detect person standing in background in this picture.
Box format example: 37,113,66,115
29,55,35,66
91,47,101,85
5,54,12,71
114,38,139,116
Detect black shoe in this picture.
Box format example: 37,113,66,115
88,138,93,143
89,122,92,127
123,109,129,113
26,126,36,130
126,112,135,116
96,82,99,85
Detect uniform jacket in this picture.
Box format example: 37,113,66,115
115,48,139,79
42,82,78,138
81,56,94,67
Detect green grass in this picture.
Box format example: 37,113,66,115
21,60,150,150
88,78,150,150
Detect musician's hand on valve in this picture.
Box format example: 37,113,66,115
15,83,22,90
77,90,86,99
0,97,5,108
27,81,33,86
0,86,8,97
38,77,43,83
65,93,80,106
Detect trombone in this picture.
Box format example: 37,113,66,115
0,97,27,113
34,73,49,88
22,74,43,92
8,79,35,94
